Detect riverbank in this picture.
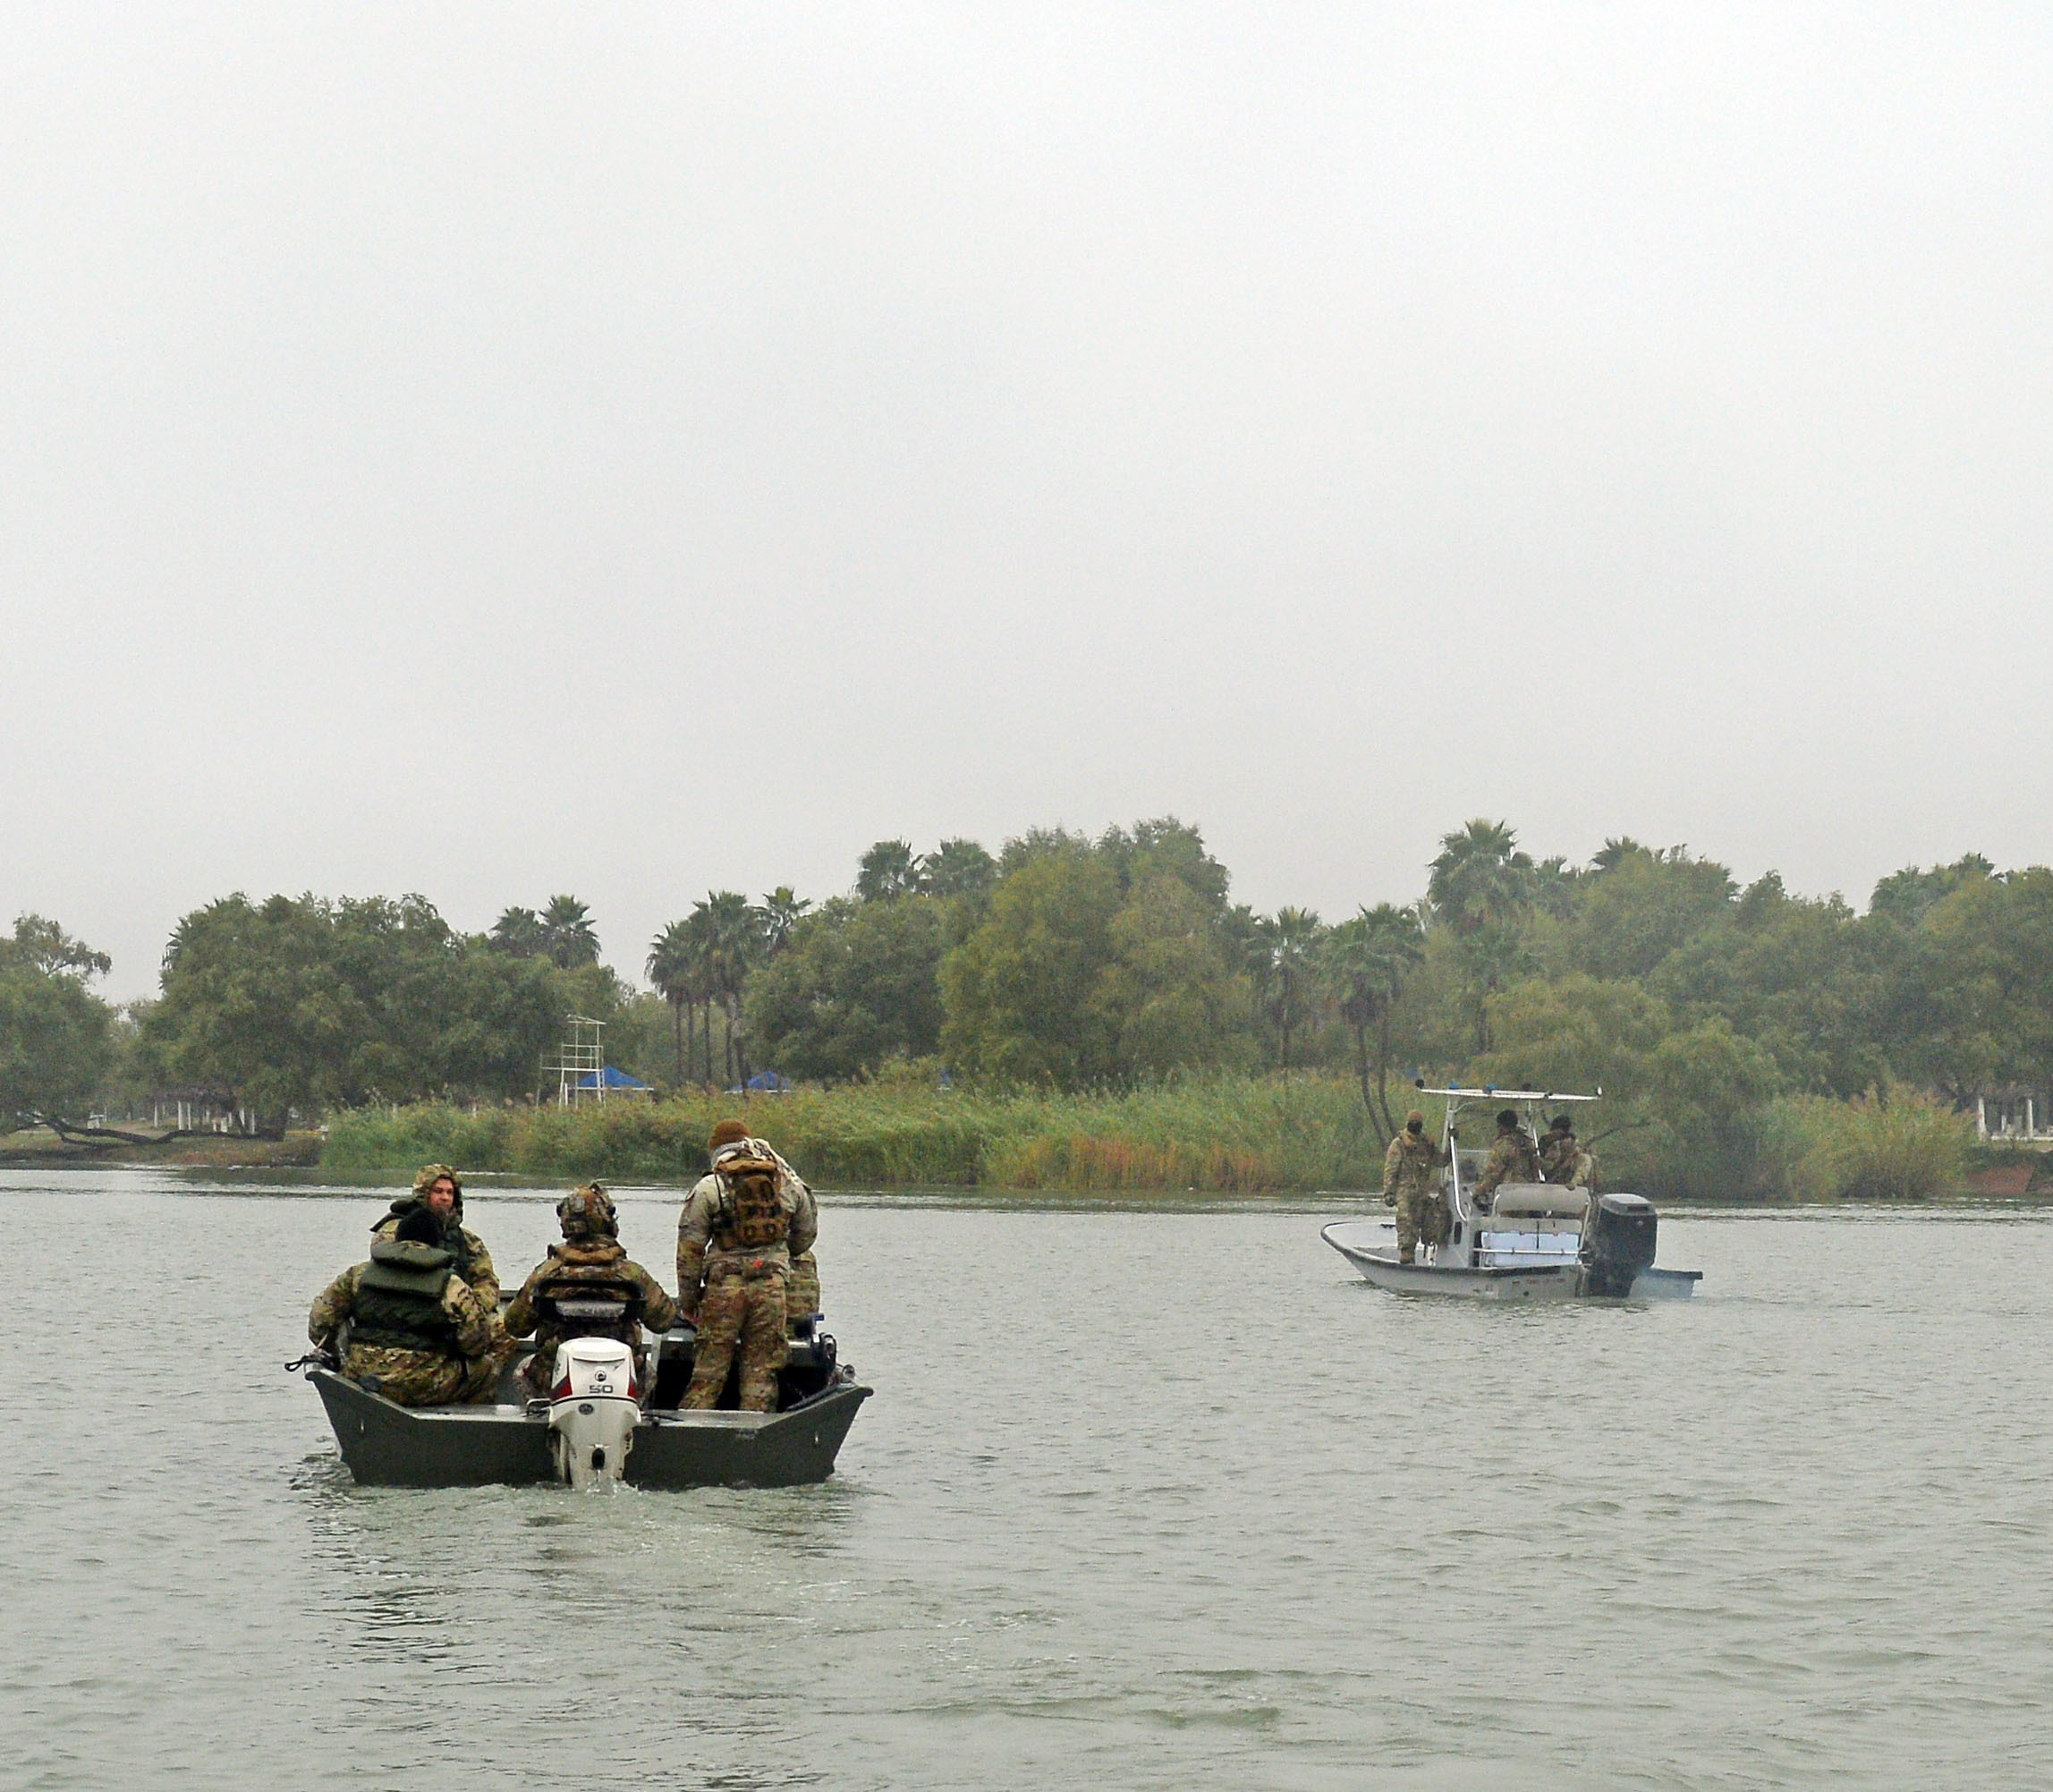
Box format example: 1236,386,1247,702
0,1128,323,1170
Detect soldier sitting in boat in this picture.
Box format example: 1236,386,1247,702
1539,1116,1597,1191
372,1163,502,1308
1468,1108,1542,1213
308,1206,505,1406
504,1183,679,1396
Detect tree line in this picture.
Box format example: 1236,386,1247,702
4,820,2049,1191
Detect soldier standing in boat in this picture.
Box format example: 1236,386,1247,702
372,1163,502,1308
503,1183,679,1396
1470,1108,1542,1212
676,1120,817,1411
1382,1108,1450,1265
307,1206,505,1406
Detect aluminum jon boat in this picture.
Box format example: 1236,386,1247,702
1322,1086,1701,1303
301,1317,871,1490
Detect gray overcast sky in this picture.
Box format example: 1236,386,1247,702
4,4,2049,999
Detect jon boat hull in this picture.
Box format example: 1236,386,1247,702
1320,1220,1701,1302
310,1368,871,1490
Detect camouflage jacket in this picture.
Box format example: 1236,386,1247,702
677,1142,819,1310
1541,1138,1597,1190
1381,1130,1447,1204
503,1239,680,1345
1471,1129,1542,1201
372,1201,501,1308
309,1259,501,1361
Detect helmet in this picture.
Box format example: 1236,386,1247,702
557,1183,618,1241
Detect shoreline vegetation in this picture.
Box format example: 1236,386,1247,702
318,1074,2021,1202
11,820,2053,1205
0,1069,2040,1202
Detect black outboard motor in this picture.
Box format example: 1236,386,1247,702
1579,1193,1659,1296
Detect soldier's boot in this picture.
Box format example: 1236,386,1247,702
1398,1248,1416,1265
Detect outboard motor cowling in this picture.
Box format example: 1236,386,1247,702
1579,1193,1659,1297
547,1338,640,1488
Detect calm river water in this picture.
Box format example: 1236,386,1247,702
2,1172,2048,1789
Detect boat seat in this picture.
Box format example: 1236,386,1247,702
1479,1183,1589,1223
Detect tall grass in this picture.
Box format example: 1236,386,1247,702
324,1076,1980,1199
323,1074,1387,1191
1751,1091,1973,1202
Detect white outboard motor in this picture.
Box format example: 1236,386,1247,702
547,1337,641,1488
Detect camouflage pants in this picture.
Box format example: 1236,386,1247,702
685,1270,788,1412
344,1343,499,1408
1396,1188,1451,1259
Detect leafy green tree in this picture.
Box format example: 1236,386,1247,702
1869,854,1994,929
1644,1018,1785,1199
1095,875,1257,1076
1887,869,2053,1105
747,896,947,1081
941,843,1124,1085
146,893,561,1125
1558,845,1736,981
0,916,115,1126
856,840,922,902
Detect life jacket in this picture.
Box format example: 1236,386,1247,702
712,1159,791,1253
352,1239,459,1351
376,1199,480,1285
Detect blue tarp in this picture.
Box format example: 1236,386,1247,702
745,1070,792,1092
575,1066,649,1090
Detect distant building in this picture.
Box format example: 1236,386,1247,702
1975,1085,2053,1143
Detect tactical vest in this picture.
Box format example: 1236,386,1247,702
713,1165,790,1252
352,1242,460,1351
532,1270,645,1341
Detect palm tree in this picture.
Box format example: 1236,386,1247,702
921,838,997,899
646,920,697,1085
539,895,599,969
1427,820,1533,933
1428,820,1536,1053
761,887,811,953
488,906,546,959
1323,903,1426,1142
1255,906,1326,1070
696,891,768,1086
856,840,921,902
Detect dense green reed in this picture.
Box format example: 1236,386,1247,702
323,1074,1389,1191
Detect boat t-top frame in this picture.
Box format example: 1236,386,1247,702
1412,1084,1601,1255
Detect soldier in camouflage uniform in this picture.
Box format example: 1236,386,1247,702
676,1120,818,1411
504,1184,680,1396
1539,1117,1596,1191
1470,1108,1542,1212
372,1163,502,1308
308,1206,504,1406
1382,1108,1450,1264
